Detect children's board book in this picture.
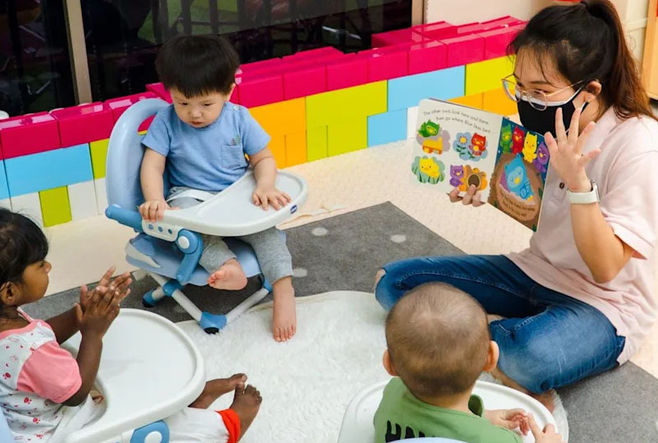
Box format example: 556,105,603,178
410,98,549,231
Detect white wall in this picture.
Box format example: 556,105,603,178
425,0,649,62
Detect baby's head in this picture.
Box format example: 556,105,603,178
383,283,498,402
0,209,51,313
156,35,240,128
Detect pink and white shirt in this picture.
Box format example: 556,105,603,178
509,107,658,363
0,310,82,442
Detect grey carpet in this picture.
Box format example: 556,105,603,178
24,202,658,443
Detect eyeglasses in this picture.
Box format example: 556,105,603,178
502,74,586,111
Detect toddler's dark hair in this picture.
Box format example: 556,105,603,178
156,34,240,98
0,209,49,290
509,0,656,121
385,283,490,399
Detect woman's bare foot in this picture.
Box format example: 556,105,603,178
207,259,248,290
490,367,556,413
272,277,296,342
230,385,262,439
189,373,247,409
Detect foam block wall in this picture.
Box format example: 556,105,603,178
0,16,525,227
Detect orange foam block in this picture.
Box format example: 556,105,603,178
482,88,518,116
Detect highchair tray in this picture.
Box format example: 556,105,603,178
337,379,557,443
161,170,308,237
62,309,205,443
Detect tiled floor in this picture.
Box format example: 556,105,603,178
44,138,657,378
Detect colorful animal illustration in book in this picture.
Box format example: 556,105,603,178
411,156,445,184
533,141,549,174
417,120,451,155
450,165,487,191
522,133,538,163
504,154,534,201
512,127,525,154
418,120,440,138
469,133,488,159
500,123,513,153
454,132,485,162
450,165,465,188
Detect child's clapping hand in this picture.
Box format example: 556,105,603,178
252,186,291,211
485,408,530,435
75,286,122,338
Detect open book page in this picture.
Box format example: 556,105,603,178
410,99,503,200
487,118,549,231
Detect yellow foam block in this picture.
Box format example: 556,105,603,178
250,98,306,137
269,136,287,169
449,93,484,110
482,88,518,116
327,118,368,157
306,81,387,128
465,56,515,96
306,126,328,162
39,187,72,227
89,139,110,179
285,132,307,167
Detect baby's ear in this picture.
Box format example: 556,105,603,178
483,340,500,373
0,282,17,306
383,350,398,376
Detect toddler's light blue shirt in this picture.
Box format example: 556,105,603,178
142,102,270,192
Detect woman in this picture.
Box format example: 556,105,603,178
375,0,658,406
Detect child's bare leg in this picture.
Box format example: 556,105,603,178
189,374,247,409
230,385,262,439
490,367,555,413
272,276,296,342
207,259,248,290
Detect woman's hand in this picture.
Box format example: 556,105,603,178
544,107,599,192
252,186,291,211
448,185,485,207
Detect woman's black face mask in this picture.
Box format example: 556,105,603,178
517,86,588,137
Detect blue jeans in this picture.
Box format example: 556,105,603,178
375,255,626,393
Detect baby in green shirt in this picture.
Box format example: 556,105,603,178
374,283,565,443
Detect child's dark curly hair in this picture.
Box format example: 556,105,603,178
0,209,49,292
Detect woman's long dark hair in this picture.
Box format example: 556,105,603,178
510,0,656,121
0,209,49,290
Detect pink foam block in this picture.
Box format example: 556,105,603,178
455,22,487,35
413,21,458,40
440,34,486,67
239,74,284,108
285,47,343,61
359,48,409,82
283,64,326,99
326,55,368,91
51,103,114,146
372,28,426,47
105,92,158,121
408,41,447,75
240,58,284,74
481,16,524,29
230,83,240,104
0,112,61,159
480,23,525,59
146,83,172,103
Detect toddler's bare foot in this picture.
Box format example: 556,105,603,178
490,367,555,413
272,279,296,342
230,385,262,439
530,391,555,413
207,259,248,290
189,373,247,409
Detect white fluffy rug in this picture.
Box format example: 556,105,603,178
177,291,568,443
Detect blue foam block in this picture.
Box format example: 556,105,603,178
6,144,93,197
387,66,465,111
367,110,408,147
0,161,9,200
